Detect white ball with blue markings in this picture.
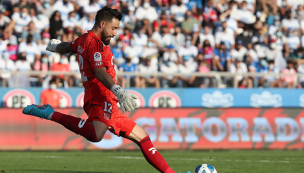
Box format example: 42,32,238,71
194,164,217,173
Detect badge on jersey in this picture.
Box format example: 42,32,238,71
94,52,102,61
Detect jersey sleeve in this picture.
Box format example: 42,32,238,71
87,43,112,70
70,37,80,53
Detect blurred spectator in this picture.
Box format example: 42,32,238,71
178,39,198,64
0,36,7,56
142,19,153,37
40,79,61,108
62,11,80,42
214,42,231,71
7,35,18,61
135,2,158,23
15,53,31,87
152,25,173,48
0,52,15,87
281,60,296,88
196,26,215,48
252,29,267,46
231,40,248,62
274,28,287,51
133,28,148,48
294,5,304,22
203,0,218,24
52,0,74,21
21,21,41,43
230,59,253,88
6,7,31,38
32,11,50,32
170,0,188,23
112,39,125,66
198,60,217,88
215,21,235,49
285,29,300,57
160,60,182,88
171,26,185,50
297,56,304,88
236,26,253,49
142,39,159,65
268,16,281,36
118,55,140,88
138,58,160,88
123,6,136,31
153,10,174,33
200,40,215,69
119,27,132,48
38,32,52,56
52,54,70,81
163,45,178,63
123,37,143,64
49,11,63,39
181,10,199,35
178,59,197,87
261,60,281,88
18,34,40,64
282,10,300,35
0,9,11,36
79,13,95,34
83,0,101,16
301,33,304,48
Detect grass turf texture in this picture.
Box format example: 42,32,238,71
0,150,303,173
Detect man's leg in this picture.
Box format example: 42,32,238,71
23,105,107,142
127,124,175,173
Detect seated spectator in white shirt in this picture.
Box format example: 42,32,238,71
301,34,304,48
133,29,148,48
83,0,101,16
0,9,11,32
62,11,80,42
231,40,248,62
286,29,300,51
135,2,158,23
252,29,267,46
142,39,159,66
274,29,287,51
152,25,173,49
52,0,74,21
21,22,41,43
178,40,198,63
171,26,185,50
0,52,15,87
138,58,160,88
160,61,182,88
230,59,253,88
0,36,7,56
215,21,235,49
9,7,32,37
178,59,197,87
260,60,281,88
79,13,95,34
268,16,281,36
123,37,143,64
170,0,188,23
163,45,178,63
15,53,31,87
198,26,215,48
282,10,300,35
18,34,40,64
32,11,49,32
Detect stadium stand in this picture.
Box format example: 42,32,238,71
0,0,304,89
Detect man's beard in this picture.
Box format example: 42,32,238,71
101,30,111,45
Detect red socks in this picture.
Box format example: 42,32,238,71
138,136,175,173
51,112,98,142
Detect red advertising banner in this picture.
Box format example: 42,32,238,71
0,108,303,150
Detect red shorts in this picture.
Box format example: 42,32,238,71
84,99,136,138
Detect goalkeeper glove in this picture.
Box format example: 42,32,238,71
111,84,138,112
46,39,61,52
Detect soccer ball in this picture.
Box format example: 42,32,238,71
194,164,217,173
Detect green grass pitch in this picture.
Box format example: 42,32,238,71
0,150,303,173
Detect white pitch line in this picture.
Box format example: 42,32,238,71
107,156,304,163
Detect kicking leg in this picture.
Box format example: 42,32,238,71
22,104,107,142
127,124,175,173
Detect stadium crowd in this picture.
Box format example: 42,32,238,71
0,0,304,89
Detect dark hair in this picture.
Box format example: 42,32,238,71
49,79,56,85
95,6,122,24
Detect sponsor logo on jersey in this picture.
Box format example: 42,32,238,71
201,91,233,108
94,52,102,61
250,91,282,107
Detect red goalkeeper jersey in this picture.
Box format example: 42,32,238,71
70,31,118,107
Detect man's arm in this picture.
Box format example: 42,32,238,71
46,39,73,54
94,67,115,90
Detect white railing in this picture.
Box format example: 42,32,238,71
0,71,303,88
